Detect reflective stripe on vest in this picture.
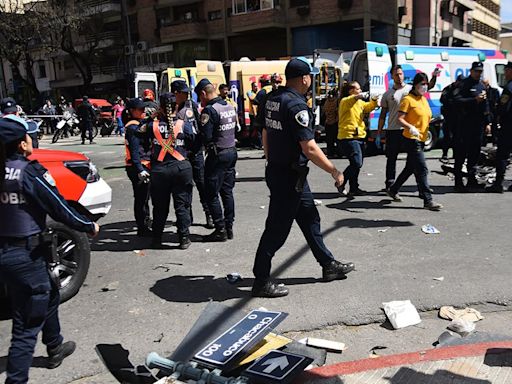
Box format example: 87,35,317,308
124,120,151,168
152,120,185,162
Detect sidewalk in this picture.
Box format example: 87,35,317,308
300,341,512,383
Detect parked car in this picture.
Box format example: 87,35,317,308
1,148,112,303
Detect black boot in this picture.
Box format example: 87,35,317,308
137,227,152,237
151,235,163,249
486,178,504,193
47,341,76,369
203,228,227,242
322,260,355,282
252,280,289,298
205,214,215,229
179,235,191,250
454,176,466,193
226,228,233,240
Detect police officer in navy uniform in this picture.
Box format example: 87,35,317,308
77,96,97,145
195,79,238,242
453,62,491,191
124,97,152,236
0,118,99,383
251,58,355,298
135,93,195,249
172,80,214,229
486,62,512,193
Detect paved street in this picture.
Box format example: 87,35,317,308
1,135,512,383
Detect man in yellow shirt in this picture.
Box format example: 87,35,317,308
337,81,379,196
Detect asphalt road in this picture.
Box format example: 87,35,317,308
1,135,511,383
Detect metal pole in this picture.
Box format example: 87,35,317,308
433,0,438,46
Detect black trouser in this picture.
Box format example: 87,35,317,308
384,130,404,189
150,160,193,238
253,164,335,284
338,139,364,191
189,151,210,216
496,127,512,183
442,117,454,158
204,147,237,230
80,121,93,142
453,122,484,184
126,165,151,231
390,138,433,203
249,115,262,148
325,122,338,156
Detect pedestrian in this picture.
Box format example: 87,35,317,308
112,99,125,136
377,65,439,189
251,57,354,298
486,62,512,193
123,97,152,236
386,72,443,211
0,117,99,383
136,93,195,249
142,88,159,119
452,62,491,192
42,99,56,134
439,75,464,161
336,81,379,196
322,88,339,158
247,81,262,149
195,78,238,242
172,79,214,229
76,96,96,145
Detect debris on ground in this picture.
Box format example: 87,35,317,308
439,306,484,322
306,337,346,353
133,249,145,256
382,300,422,329
314,199,322,206
226,272,243,284
101,281,119,292
153,263,183,272
259,205,266,209
205,248,210,253
436,330,462,347
369,346,388,358
153,333,164,343
378,228,390,233
421,224,440,234
447,318,476,336
433,276,445,281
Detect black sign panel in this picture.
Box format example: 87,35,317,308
244,350,313,384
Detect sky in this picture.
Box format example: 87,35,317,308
502,0,512,23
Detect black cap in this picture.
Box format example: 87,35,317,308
505,61,512,70
285,57,320,80
1,97,18,114
0,117,27,144
471,61,484,71
194,78,212,95
126,97,145,109
171,80,190,93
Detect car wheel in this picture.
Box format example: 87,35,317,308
424,128,437,152
47,221,91,302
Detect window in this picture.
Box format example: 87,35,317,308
38,62,46,78
174,4,200,22
232,0,274,14
496,64,506,88
157,7,172,27
208,10,222,20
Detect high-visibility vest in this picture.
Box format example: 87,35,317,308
125,120,151,168
152,120,185,162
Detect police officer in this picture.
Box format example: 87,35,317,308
453,62,491,191
251,58,354,298
195,79,238,242
135,93,195,249
440,75,464,161
172,80,214,229
124,97,152,236
486,62,512,193
77,96,96,145
1,98,40,149
0,118,99,383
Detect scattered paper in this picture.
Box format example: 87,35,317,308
439,306,484,322
421,224,440,234
101,281,119,292
447,319,475,335
433,276,445,281
314,199,322,206
259,205,266,209
306,337,346,352
382,300,421,329
378,228,390,233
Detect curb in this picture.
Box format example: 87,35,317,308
299,340,512,381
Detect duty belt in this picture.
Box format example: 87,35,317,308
0,234,42,248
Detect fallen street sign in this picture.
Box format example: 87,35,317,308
193,310,287,369
243,350,313,384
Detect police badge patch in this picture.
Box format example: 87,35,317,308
501,95,510,104
186,109,194,119
43,171,56,187
200,113,210,126
295,110,310,127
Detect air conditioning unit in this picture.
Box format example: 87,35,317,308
136,41,148,51
125,45,134,55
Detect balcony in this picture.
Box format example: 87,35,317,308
84,31,123,48
159,20,208,43
455,0,475,11
228,8,285,33
442,17,474,44
82,0,121,14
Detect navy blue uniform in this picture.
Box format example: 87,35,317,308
253,87,335,284
177,100,210,219
453,77,490,186
125,119,152,233
77,101,96,143
199,97,238,231
496,80,512,184
0,155,94,383
136,117,195,241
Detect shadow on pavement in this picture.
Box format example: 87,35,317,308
484,348,512,367
334,218,414,229
0,356,48,373
95,344,155,384
385,367,491,383
235,176,265,182
326,199,423,211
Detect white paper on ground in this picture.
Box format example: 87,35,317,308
382,300,422,329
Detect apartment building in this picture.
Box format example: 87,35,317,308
472,0,500,48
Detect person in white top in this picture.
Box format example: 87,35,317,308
377,65,438,191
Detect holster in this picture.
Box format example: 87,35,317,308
41,229,60,286
291,163,309,193
206,142,218,156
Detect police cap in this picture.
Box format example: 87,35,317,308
0,97,18,114
194,78,212,95
126,97,145,109
505,62,512,70
471,61,484,71
285,57,320,80
0,117,27,144
171,80,190,94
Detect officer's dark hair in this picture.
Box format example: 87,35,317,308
341,81,359,98
390,65,403,75
121,108,131,125
219,84,228,91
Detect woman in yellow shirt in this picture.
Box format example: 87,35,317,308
386,73,442,211
337,81,379,196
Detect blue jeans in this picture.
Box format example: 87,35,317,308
390,138,432,203
0,243,63,384
115,117,124,135
253,164,335,283
204,147,237,230
339,139,364,190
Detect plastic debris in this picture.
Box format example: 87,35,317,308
433,276,445,281
306,337,346,352
439,306,484,322
447,318,475,336
378,228,390,233
226,272,243,284
436,330,462,347
154,333,164,343
382,300,422,329
421,224,440,234
314,199,322,206
101,281,119,292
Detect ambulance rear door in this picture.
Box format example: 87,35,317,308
134,72,158,98
195,61,226,90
